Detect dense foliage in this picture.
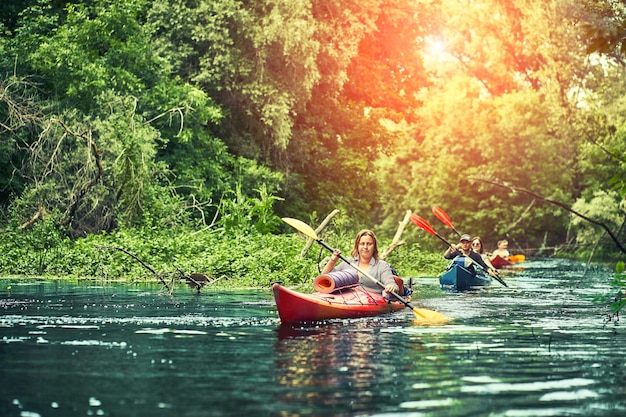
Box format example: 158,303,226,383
0,216,448,288
0,0,625,285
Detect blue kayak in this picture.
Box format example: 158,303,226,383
439,263,491,291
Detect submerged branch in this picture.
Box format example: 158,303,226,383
98,246,172,294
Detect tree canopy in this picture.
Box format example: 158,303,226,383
1,0,625,256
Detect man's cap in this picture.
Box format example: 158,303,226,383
459,234,471,242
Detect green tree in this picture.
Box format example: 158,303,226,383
2,0,625,257
156,0,320,159
373,0,599,249
282,1,433,225
1,0,250,235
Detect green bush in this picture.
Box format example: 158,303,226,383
597,261,626,316
0,219,448,292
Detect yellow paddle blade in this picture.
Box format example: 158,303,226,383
412,308,452,325
509,254,526,263
282,217,319,241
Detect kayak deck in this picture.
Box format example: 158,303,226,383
439,264,491,291
272,283,406,323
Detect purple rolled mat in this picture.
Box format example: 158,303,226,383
313,269,360,293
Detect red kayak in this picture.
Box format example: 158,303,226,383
491,255,513,269
491,254,526,269
272,283,405,323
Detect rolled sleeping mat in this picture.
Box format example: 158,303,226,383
313,269,360,293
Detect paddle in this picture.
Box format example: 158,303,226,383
432,206,462,237
410,214,508,288
282,217,451,325
433,207,526,264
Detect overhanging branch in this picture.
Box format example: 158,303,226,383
470,177,626,255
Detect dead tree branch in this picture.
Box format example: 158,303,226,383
380,210,411,260
471,177,626,255
52,119,104,227
99,246,172,294
503,199,535,235
300,209,340,257
20,205,44,229
0,75,44,134
144,106,186,137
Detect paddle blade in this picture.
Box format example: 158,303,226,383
509,254,526,263
412,307,452,325
432,206,454,229
282,217,319,241
410,214,436,235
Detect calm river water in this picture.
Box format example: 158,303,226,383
0,258,624,417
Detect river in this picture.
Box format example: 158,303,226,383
0,258,624,416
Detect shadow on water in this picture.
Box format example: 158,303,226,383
1,258,625,416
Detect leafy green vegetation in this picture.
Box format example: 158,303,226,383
594,261,625,321
0,1,625,298
0,219,446,288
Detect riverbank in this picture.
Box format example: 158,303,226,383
0,226,449,287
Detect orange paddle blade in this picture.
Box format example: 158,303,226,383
412,307,452,325
410,214,436,235
432,206,454,229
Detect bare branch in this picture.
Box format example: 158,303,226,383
20,206,44,229
300,209,340,257
50,119,104,227
503,199,535,234
380,210,411,260
471,177,626,255
144,106,187,137
0,75,44,135
98,246,172,294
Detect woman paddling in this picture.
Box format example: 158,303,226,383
322,229,399,296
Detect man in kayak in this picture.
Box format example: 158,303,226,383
321,229,400,297
444,234,498,277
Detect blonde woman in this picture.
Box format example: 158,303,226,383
490,239,511,261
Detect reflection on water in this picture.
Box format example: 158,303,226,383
1,259,625,416
275,320,409,415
